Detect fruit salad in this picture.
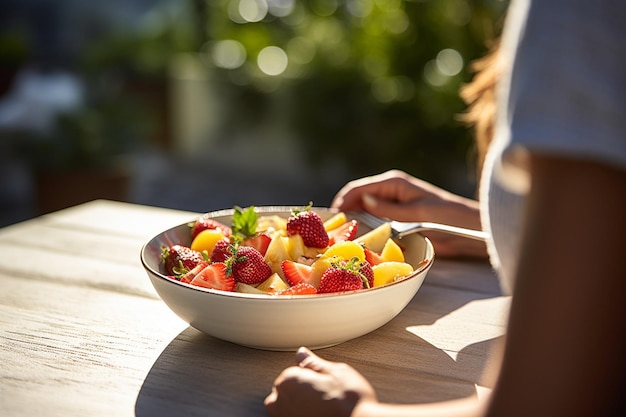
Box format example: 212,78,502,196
160,204,422,295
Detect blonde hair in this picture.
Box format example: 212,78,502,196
459,41,503,176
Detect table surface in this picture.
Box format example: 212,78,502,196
0,200,510,417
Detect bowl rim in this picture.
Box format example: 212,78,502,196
140,206,434,300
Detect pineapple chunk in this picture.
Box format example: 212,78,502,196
355,222,392,253
235,282,266,294
323,212,347,231
257,215,288,237
286,235,306,260
256,273,289,293
264,236,291,278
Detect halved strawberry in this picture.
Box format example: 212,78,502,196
242,232,272,256
327,219,358,246
190,262,235,291
364,247,384,266
281,259,315,287
191,216,232,240
276,282,318,296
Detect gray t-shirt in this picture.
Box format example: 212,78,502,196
480,0,626,294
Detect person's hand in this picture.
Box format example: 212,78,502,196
331,169,487,258
264,347,377,417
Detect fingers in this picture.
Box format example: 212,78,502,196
331,170,426,212
296,346,333,373
331,170,399,210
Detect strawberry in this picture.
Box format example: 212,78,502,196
210,238,234,263
179,261,210,284
191,216,232,240
242,232,272,256
276,282,318,296
364,247,383,266
327,219,359,246
286,204,329,248
281,259,316,287
161,244,205,276
190,262,235,291
359,260,375,288
231,246,273,285
318,258,371,294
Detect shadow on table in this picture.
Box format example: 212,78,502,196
135,327,292,417
318,305,503,405
136,290,503,416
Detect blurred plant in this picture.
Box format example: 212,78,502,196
195,0,508,193
67,0,508,193
81,3,199,81
0,31,30,94
15,84,152,174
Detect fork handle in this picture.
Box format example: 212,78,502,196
392,221,489,241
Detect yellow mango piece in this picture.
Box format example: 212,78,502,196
323,212,347,231
322,240,365,262
372,262,414,287
380,238,404,262
190,229,226,254
355,222,392,253
256,273,289,293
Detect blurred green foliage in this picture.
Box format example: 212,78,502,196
195,0,508,193
81,0,508,193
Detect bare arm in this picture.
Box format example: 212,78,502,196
485,154,626,416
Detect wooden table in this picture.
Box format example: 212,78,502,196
0,200,510,417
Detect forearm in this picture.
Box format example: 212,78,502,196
486,155,626,416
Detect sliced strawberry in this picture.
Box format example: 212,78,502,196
191,216,232,240
276,282,318,296
190,262,235,291
364,248,384,266
327,219,358,246
242,233,272,256
179,261,210,284
281,259,315,287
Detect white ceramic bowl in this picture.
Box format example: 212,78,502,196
140,207,434,351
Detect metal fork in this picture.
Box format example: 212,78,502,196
350,211,488,241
